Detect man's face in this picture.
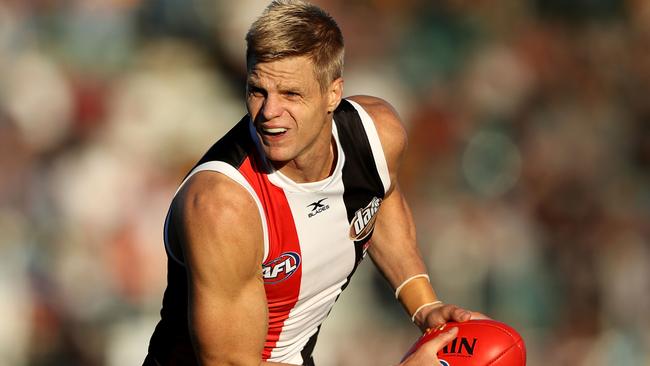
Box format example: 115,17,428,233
246,56,340,165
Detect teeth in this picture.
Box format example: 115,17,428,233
263,127,287,134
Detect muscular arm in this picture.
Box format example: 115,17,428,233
348,95,471,330
347,95,428,289
173,171,295,366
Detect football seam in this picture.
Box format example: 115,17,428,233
485,339,525,366
475,321,524,366
474,320,518,340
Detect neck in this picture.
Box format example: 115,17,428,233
274,136,337,183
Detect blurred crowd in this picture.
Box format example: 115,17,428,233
0,0,648,365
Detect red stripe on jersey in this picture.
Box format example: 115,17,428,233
238,157,302,360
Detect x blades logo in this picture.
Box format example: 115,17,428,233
307,198,329,218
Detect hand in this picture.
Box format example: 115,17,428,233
398,326,458,365
416,303,489,331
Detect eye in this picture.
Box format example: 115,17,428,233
248,85,265,97
283,90,301,99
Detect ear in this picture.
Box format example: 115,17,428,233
326,77,344,113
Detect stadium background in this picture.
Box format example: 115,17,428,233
1,0,649,365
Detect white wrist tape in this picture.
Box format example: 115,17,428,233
395,274,430,299
410,300,444,322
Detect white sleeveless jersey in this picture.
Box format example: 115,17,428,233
148,99,390,365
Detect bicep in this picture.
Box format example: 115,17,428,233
174,171,267,365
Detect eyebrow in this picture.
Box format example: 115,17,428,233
247,79,304,94
278,84,304,93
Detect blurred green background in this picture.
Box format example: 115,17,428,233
1,0,649,365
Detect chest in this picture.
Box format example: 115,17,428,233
261,179,365,302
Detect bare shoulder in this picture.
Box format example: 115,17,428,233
174,170,257,225
347,95,408,183
346,95,406,139
172,170,264,279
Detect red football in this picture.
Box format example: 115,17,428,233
402,319,526,365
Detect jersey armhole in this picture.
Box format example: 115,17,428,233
346,99,391,194
164,161,270,266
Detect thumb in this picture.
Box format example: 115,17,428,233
417,326,459,356
400,327,459,365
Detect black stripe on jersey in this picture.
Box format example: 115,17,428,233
300,327,320,366
300,99,386,363
147,258,199,365
335,99,386,275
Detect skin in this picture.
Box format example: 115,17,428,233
348,94,477,332
246,56,342,182
173,55,476,366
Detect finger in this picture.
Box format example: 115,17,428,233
427,304,471,325
417,326,459,355
469,311,491,320
450,307,472,322
400,327,459,365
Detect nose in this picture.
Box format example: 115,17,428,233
261,93,283,121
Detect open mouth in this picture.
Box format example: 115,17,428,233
261,127,288,137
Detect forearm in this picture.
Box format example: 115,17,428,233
353,95,477,334
368,186,430,288
369,186,442,328
369,242,428,289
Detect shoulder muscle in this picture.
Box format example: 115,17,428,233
172,170,264,289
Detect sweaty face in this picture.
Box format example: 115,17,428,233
246,56,334,169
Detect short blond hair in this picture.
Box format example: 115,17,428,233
245,0,344,92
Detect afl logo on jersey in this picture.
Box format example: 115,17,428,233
349,197,382,241
439,361,450,366
262,252,301,284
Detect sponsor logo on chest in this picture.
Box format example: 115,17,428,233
349,197,382,241
307,198,330,218
441,337,477,356
262,252,301,284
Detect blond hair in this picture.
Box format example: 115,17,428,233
245,0,344,92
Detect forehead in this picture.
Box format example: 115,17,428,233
247,56,318,88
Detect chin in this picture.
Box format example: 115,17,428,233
262,147,295,164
